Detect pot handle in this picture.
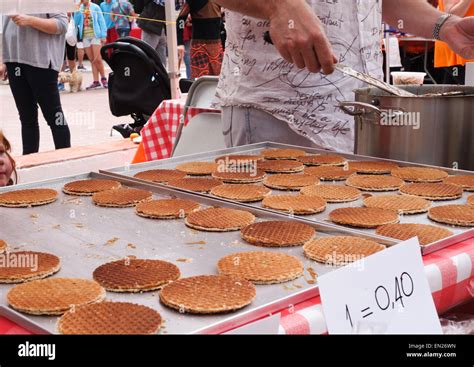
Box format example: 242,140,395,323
338,101,382,116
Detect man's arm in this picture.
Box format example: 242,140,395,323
444,0,474,17
211,0,336,74
383,0,474,59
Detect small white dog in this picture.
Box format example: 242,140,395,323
58,70,83,93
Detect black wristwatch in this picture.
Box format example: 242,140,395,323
433,13,453,40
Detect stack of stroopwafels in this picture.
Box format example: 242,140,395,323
241,221,315,247
348,161,398,174
167,177,222,193
428,205,474,227
134,169,186,183
301,184,361,203
92,188,152,207
0,251,61,283
0,188,58,208
363,195,431,214
257,160,304,173
376,223,453,246
136,199,200,219
63,179,121,196
468,195,474,206
211,169,266,183
175,162,218,176
262,195,326,215
298,154,347,166
215,154,262,167
329,207,399,228
210,184,271,202
159,275,256,314
93,258,180,292
443,175,474,191
400,183,463,201
261,148,306,160
305,166,356,181
264,174,319,190
346,175,404,191
185,207,255,231
391,167,448,183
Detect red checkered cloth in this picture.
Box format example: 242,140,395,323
139,99,219,162
1,237,472,335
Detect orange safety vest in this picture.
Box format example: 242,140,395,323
434,0,474,67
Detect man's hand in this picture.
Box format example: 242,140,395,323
10,14,32,27
440,16,474,59
177,45,185,61
268,0,337,74
0,64,7,81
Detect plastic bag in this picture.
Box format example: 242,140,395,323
66,18,77,47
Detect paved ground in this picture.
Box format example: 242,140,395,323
0,62,131,156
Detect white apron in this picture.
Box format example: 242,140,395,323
216,0,384,152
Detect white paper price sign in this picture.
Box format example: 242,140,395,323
0,0,76,15
318,238,442,334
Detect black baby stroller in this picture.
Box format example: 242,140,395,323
101,37,171,138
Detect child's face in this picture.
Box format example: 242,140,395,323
0,142,13,187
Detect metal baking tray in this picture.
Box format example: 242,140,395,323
0,172,396,335
101,142,474,255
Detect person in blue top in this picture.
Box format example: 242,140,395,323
100,0,119,44
112,0,136,38
74,0,108,89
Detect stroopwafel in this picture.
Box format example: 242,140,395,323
391,167,449,183
303,236,385,265
304,166,357,181
346,175,404,191
468,195,474,206
329,207,399,228
400,183,463,201
0,189,58,208
0,240,6,254
262,195,326,215
443,175,474,191
241,221,316,247
210,184,271,202
92,188,152,207
62,179,121,196
301,185,361,203
136,199,200,219
0,251,61,284
58,301,162,335
428,205,474,227
159,275,256,314
185,207,255,231
261,148,307,160
298,154,347,166
215,154,263,167
376,223,453,246
93,259,180,292
363,195,431,214
257,160,305,173
167,177,222,193
263,174,320,190
133,169,186,183
211,169,266,183
175,162,218,176
217,252,304,284
7,278,105,315
348,161,399,174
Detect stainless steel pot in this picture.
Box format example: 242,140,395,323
340,85,474,170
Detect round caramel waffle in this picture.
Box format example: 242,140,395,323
468,195,474,206
348,161,399,174
261,148,306,160
329,207,399,228
92,188,152,207
217,252,304,284
363,195,431,215
400,183,463,201
136,199,200,219
262,195,326,215
175,162,218,176
241,221,316,247
167,177,222,193
428,205,474,227
0,189,58,208
62,179,121,196
93,259,180,292
376,223,453,246
264,174,320,191
303,236,385,265
210,184,271,203
301,185,361,203
257,160,305,173
443,175,474,191
298,154,347,166
211,169,266,183
391,167,448,183
0,240,6,254
0,251,61,284
215,155,263,167
7,278,105,315
346,175,403,191
133,169,186,183
305,166,357,181
159,275,256,314
58,302,162,335
185,207,255,232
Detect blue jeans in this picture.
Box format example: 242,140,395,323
184,40,191,79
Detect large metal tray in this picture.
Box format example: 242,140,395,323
101,142,474,255
0,172,395,335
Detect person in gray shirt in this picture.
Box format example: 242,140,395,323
0,13,71,155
